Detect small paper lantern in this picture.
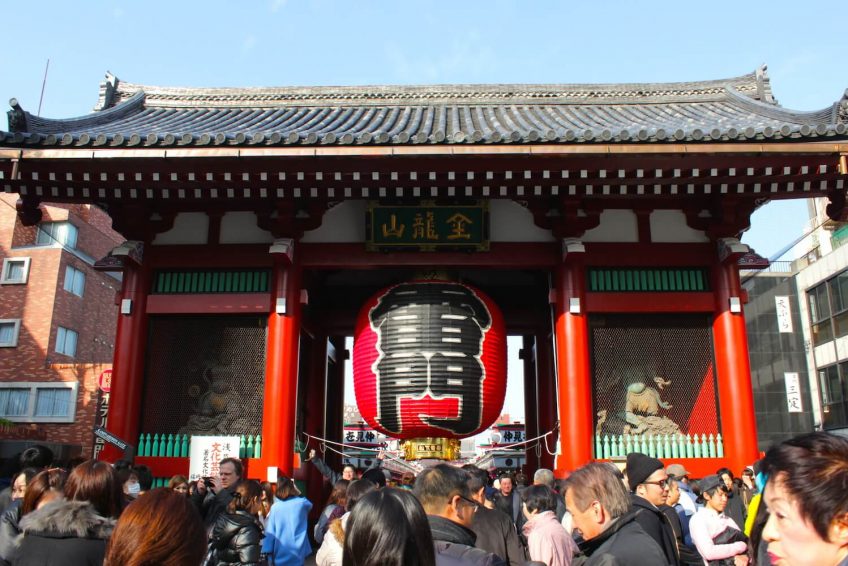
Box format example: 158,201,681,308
353,280,507,439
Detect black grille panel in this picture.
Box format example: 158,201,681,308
142,316,267,436
590,314,720,447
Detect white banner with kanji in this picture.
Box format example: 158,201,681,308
189,436,240,481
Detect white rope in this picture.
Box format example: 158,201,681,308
314,437,421,474
479,429,555,452
302,432,394,454
302,427,558,463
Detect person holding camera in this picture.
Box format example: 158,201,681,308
191,458,243,527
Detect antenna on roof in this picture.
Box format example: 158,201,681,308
37,59,50,117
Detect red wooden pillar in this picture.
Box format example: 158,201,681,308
536,330,557,471
262,245,302,477
713,254,760,472
554,245,593,476
521,335,540,475
101,260,150,462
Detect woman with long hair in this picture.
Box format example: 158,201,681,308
104,487,206,566
689,475,748,566
0,468,67,566
315,479,350,546
9,468,37,505
168,475,190,497
258,481,274,528
760,432,848,566
209,480,264,566
316,479,377,566
342,488,435,566
261,476,313,566
14,460,120,566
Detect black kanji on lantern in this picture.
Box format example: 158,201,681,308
369,282,492,436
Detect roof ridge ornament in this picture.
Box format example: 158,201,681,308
7,99,27,132
838,89,848,124
754,65,775,104
94,72,120,111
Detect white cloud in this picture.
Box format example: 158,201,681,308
269,0,287,12
112,7,124,19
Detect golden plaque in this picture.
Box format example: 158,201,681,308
401,437,462,461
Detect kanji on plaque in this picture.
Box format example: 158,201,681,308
189,436,240,481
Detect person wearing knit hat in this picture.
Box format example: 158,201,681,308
625,453,664,491
626,452,681,566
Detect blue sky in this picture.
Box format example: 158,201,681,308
2,1,845,259
2,0,845,422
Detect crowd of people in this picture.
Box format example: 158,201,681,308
0,431,844,566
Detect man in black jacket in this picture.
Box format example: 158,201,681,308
463,465,527,566
414,464,507,566
564,462,666,566
624,452,680,566
191,457,242,527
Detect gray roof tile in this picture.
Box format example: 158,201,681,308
3,67,847,148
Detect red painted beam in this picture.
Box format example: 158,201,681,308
146,293,270,314
585,292,715,313
299,242,559,269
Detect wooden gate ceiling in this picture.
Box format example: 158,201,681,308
2,67,847,238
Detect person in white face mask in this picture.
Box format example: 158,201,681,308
123,472,140,500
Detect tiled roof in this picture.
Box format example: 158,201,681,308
3,66,847,148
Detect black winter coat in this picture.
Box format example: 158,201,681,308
0,500,22,566
12,499,115,566
630,495,679,566
575,510,668,566
193,486,236,528
470,506,527,566
210,510,264,566
428,515,507,566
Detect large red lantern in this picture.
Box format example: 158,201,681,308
353,280,507,446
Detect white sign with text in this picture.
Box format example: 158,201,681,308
189,436,240,481
784,372,803,413
775,296,794,333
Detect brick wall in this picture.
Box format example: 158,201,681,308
0,195,124,458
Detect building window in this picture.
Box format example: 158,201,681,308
0,388,28,416
805,272,848,346
1,258,31,284
55,326,78,357
820,363,848,429
36,222,78,249
0,319,21,347
0,382,77,423
63,265,86,297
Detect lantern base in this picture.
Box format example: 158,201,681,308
401,437,462,461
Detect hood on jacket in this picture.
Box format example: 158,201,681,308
18,499,115,540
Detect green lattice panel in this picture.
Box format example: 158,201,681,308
588,268,709,292
153,270,270,294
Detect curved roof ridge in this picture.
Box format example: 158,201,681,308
100,70,769,110
23,92,146,134
724,88,834,125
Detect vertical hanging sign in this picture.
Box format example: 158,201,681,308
92,369,112,459
784,372,803,413
775,296,793,333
